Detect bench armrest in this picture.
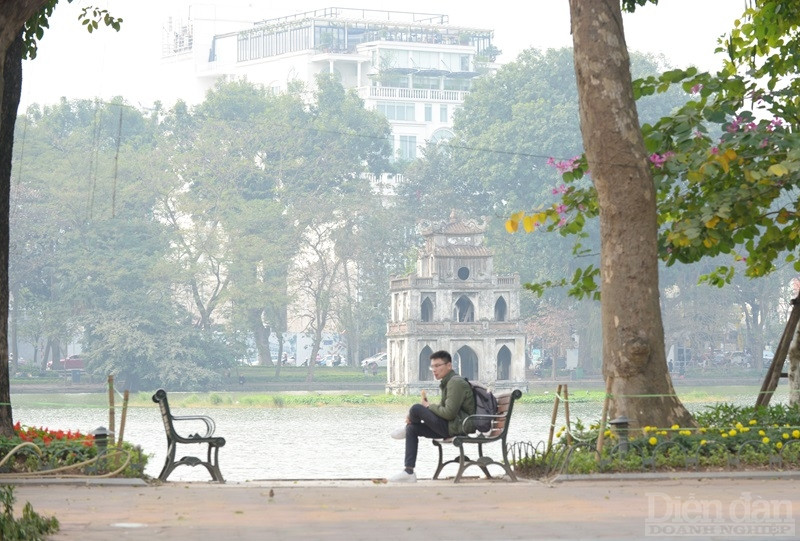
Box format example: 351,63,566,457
171,414,217,438
462,413,506,435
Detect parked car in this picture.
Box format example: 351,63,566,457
48,354,85,371
361,353,387,368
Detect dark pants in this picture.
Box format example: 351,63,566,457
404,404,450,469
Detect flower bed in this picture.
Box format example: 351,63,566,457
514,403,800,477
0,422,148,478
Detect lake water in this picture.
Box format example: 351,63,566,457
11,389,781,482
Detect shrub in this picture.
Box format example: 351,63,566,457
0,485,59,541
517,403,800,477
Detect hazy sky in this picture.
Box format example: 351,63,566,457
19,0,746,109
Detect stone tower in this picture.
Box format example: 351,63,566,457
386,213,527,394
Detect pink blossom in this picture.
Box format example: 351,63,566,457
693,130,704,139
767,118,783,132
711,146,719,155
648,151,675,169
556,204,567,214
691,84,702,94
558,218,567,227
759,138,769,148
547,156,581,175
744,122,757,132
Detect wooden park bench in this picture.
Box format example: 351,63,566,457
432,389,523,483
152,388,226,482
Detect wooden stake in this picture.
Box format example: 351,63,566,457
107,375,116,446
117,390,130,447
595,377,613,460
547,384,563,452
563,384,573,446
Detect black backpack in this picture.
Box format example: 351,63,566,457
464,378,498,432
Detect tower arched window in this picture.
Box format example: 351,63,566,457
494,296,507,321
454,296,475,322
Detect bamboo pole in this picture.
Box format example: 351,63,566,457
756,295,800,407
563,385,573,446
546,384,563,452
595,377,614,461
107,375,116,446
117,390,130,447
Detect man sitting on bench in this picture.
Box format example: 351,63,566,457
388,350,476,482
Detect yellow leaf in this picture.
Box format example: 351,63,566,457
725,148,737,160
705,216,720,228
768,164,789,177
687,170,703,183
522,215,536,232
703,238,713,248
505,219,518,233
716,155,730,173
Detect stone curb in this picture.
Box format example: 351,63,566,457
551,470,800,482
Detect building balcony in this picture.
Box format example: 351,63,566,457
361,86,469,102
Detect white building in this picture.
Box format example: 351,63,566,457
161,6,496,159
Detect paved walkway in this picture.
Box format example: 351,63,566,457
6,473,799,540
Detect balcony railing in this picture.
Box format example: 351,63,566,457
365,87,469,102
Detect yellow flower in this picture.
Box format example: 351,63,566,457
671,424,680,430
721,433,728,438
759,430,766,436
643,426,652,433
741,427,750,433
659,431,668,436
700,439,707,446
749,419,757,426
792,430,800,439
604,430,612,437
776,442,784,450
699,427,707,434
783,433,790,440
735,422,744,429
762,437,770,444
649,437,658,446
680,430,692,436
728,429,737,436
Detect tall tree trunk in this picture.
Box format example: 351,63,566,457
0,31,23,437
249,308,273,366
569,0,693,429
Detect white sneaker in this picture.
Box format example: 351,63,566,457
388,470,417,483
390,426,407,440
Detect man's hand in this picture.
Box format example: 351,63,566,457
421,390,429,408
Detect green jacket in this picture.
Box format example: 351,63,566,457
427,371,476,436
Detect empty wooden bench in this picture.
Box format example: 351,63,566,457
432,389,523,483
152,388,226,482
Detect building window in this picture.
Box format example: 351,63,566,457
421,297,434,322
440,104,448,123
443,78,471,91
454,295,475,322
424,104,432,122
398,135,417,161
377,101,415,121
413,76,440,89
494,296,507,321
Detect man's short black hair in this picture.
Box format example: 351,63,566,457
430,350,452,364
